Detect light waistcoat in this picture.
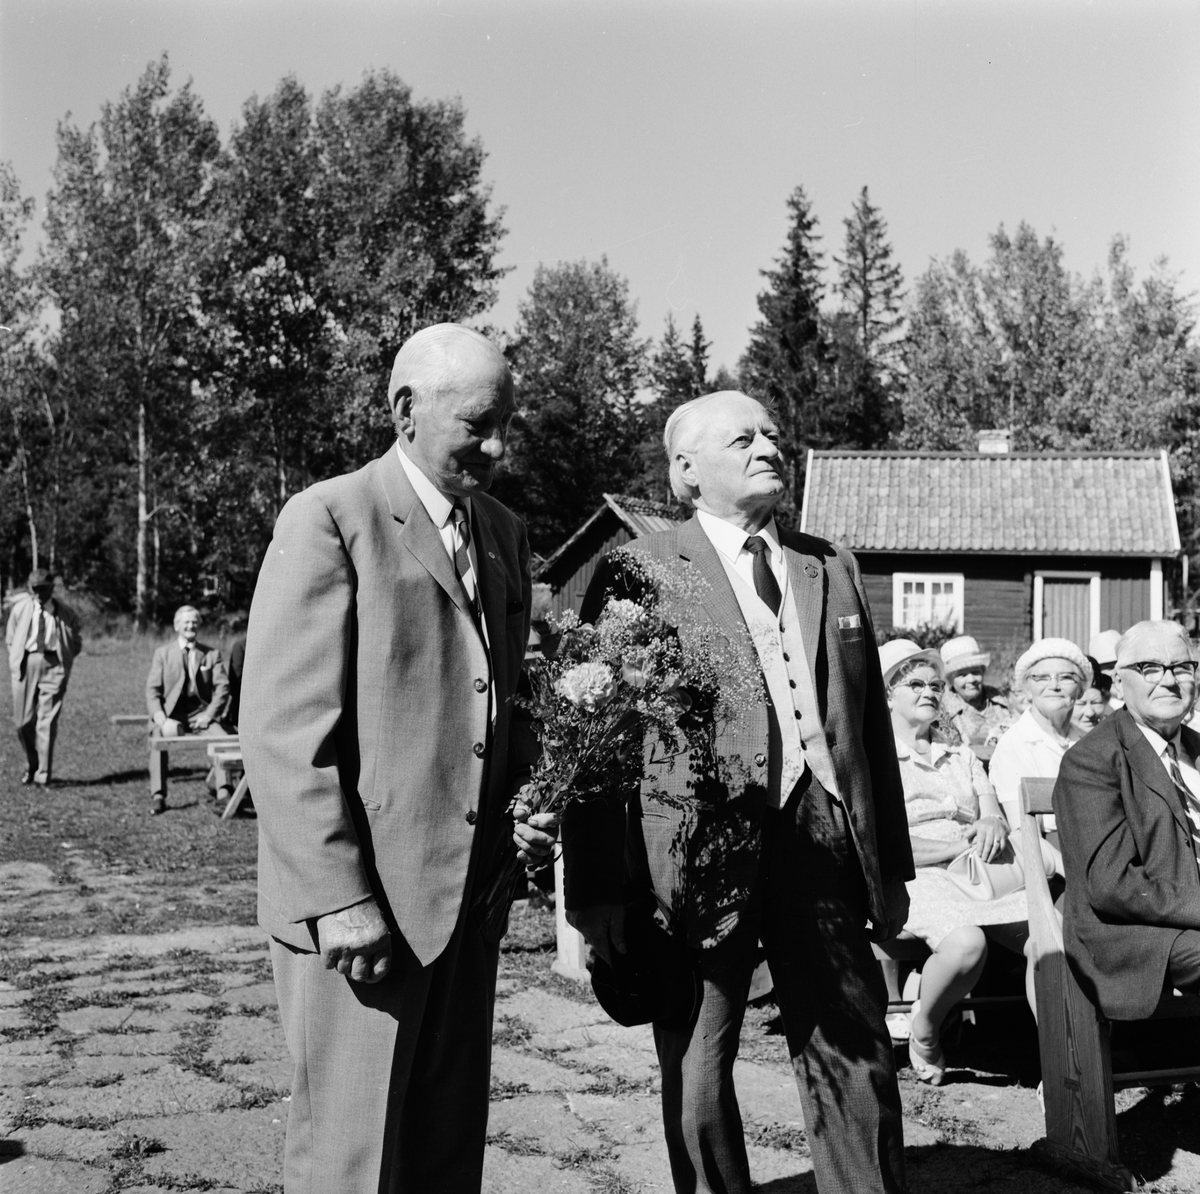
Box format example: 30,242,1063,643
717,558,841,807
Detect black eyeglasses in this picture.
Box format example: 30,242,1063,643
1120,660,1199,685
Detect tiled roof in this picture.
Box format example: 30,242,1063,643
535,493,684,580
603,493,681,538
800,451,1181,556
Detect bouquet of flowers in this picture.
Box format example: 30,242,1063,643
478,548,764,935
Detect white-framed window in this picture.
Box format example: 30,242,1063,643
892,573,965,633
200,574,221,599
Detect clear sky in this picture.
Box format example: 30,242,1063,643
2,0,1197,372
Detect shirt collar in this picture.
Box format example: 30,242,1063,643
1135,720,1181,758
894,738,952,766
1017,707,1082,745
178,637,196,654
695,508,782,566
396,440,469,530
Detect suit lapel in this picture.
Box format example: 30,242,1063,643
781,532,827,693
675,516,750,636
1118,710,1193,837
377,448,471,618
470,503,507,691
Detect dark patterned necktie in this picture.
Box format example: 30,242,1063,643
451,503,480,622
744,535,781,616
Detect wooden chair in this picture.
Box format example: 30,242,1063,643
1021,776,1200,1191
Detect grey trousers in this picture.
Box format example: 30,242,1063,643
270,906,500,1194
12,650,68,782
653,776,907,1194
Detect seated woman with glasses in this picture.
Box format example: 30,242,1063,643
989,638,1092,855
875,639,1031,1085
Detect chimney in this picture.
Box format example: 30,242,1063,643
975,428,1011,454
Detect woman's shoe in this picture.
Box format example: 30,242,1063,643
907,1000,947,1085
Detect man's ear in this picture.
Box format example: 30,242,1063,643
675,450,698,492
393,386,416,439
1111,671,1124,703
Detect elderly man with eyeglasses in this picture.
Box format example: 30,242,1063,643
1053,620,1200,1017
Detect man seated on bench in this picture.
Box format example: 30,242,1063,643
1053,619,1200,1020
145,605,231,816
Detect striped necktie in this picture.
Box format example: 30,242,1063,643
1165,742,1197,808
451,502,480,623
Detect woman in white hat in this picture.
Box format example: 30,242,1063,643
989,638,1090,844
874,639,1030,1086
939,635,1017,757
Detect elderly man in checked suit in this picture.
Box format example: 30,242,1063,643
6,567,81,786
566,391,914,1194
240,324,555,1194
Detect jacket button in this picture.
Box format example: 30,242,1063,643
473,741,485,758
794,709,802,719
789,679,796,688
754,753,767,767
474,678,487,693
465,808,478,825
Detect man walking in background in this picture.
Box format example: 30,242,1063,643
241,324,555,1193
145,604,230,816
6,567,81,786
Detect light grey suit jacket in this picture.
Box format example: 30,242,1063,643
145,641,229,723
6,593,81,680
241,447,536,965
572,515,913,946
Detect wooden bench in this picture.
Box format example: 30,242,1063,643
207,742,251,820
1021,776,1200,1191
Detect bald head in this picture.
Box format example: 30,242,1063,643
387,324,511,415
389,324,515,498
1114,619,1196,736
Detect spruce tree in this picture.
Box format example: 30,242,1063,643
739,185,828,514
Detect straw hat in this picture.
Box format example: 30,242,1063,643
1014,638,1091,690
939,635,991,677
879,638,945,688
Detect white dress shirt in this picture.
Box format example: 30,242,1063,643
695,509,787,603
396,442,493,719
1135,721,1200,867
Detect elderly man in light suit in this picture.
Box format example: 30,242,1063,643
6,567,81,785
241,324,554,1194
566,392,913,1194
145,604,230,815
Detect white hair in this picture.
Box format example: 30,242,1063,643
663,391,766,507
1115,620,1193,667
173,605,201,631
386,324,510,414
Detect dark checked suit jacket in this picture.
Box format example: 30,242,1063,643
1054,708,1200,1019
240,446,537,965
566,513,913,948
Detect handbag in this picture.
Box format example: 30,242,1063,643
944,842,1026,901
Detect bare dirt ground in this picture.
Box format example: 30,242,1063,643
3,640,1200,1192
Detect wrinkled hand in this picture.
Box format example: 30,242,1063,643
159,718,183,739
968,815,1008,863
511,796,559,870
869,877,910,942
191,714,212,732
316,898,392,983
566,903,627,967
